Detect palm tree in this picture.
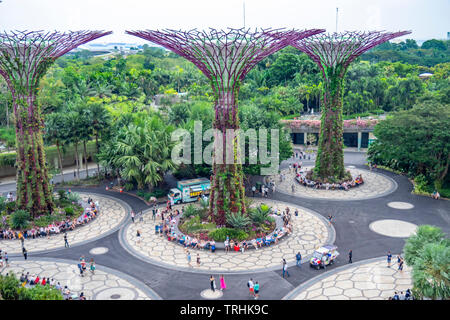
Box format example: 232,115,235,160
109,116,177,191
44,113,70,182
87,103,112,175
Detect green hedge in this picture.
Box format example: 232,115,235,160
0,140,97,168
208,227,248,242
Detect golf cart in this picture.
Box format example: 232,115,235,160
310,245,339,270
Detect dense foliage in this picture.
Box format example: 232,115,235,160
368,101,450,196
403,225,450,299
0,272,63,300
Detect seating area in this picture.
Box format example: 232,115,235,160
296,173,364,190
0,197,100,240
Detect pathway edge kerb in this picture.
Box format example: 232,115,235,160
118,199,336,274
9,192,131,257
275,167,398,202
281,256,386,300
23,256,162,300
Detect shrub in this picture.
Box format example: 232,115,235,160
5,201,16,214
57,190,67,200
9,210,30,229
64,207,75,216
183,204,199,219
26,284,64,300
225,212,251,229
66,192,80,203
208,228,248,242
249,204,272,225
123,183,134,191
0,196,6,212
0,272,20,300
414,174,429,193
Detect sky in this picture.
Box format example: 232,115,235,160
0,0,449,44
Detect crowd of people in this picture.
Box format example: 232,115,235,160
149,201,294,254
389,289,414,300
0,194,99,241
296,172,364,190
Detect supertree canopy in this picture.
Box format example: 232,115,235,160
0,30,112,217
127,28,325,225
290,31,411,181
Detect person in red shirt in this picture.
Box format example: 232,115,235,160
34,275,40,285
234,243,240,252
41,278,46,286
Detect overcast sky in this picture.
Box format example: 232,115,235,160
0,0,448,43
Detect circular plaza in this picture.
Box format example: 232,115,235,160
273,166,397,200
121,199,333,273
285,258,413,300
0,258,157,300
0,193,127,255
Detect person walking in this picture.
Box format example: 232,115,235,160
196,254,201,267
131,210,135,223
398,257,404,272
296,252,302,267
348,250,353,263
4,252,8,267
254,281,260,299
247,278,254,297
187,250,192,267
136,230,141,244
22,247,27,260
89,259,96,274
282,259,290,278
152,208,156,221
210,275,216,292
220,275,226,291
64,232,69,248
387,251,392,268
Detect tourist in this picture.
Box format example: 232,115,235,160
291,184,295,193
210,275,216,292
220,275,226,291
196,254,201,267
64,232,69,248
398,257,404,272
327,215,333,225
252,186,256,197
136,230,141,244
187,250,192,266
224,238,230,253
296,252,302,267
247,278,254,297
392,291,399,300
0,253,2,267
387,251,392,268
131,211,135,223
348,250,352,263
90,259,96,274
210,240,216,253
251,238,258,250
254,281,260,299
282,259,290,278
22,247,27,260
152,208,156,221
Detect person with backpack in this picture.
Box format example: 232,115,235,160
254,281,260,299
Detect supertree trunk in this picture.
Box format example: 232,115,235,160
209,91,246,226
314,67,347,181
14,92,53,216
0,30,112,217
290,30,411,181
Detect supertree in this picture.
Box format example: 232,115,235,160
0,30,112,217
290,31,411,181
126,28,324,225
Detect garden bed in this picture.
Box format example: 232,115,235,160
295,169,364,190
161,200,290,250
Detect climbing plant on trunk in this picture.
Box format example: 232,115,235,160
0,30,111,217
290,31,411,181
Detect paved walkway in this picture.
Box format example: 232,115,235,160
1,193,127,255
285,257,412,300
122,199,332,273
273,166,397,200
0,258,156,300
